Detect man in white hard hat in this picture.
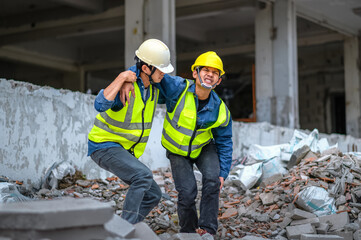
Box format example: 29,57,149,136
87,39,173,224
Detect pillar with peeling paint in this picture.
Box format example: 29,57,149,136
255,0,299,129
124,0,176,73
344,36,361,138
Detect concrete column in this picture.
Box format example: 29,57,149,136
255,2,273,123
124,0,176,72
272,0,299,128
344,36,361,137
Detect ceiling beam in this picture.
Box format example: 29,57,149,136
0,46,78,72
176,0,255,21
0,6,124,46
50,0,104,13
178,32,343,61
296,4,357,37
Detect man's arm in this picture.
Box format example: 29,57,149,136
103,71,136,101
212,118,233,181
94,71,136,112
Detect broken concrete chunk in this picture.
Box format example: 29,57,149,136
319,212,350,231
291,208,317,220
287,145,311,169
286,223,316,239
290,217,320,227
300,233,343,239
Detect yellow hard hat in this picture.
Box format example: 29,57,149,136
135,39,174,74
191,51,225,76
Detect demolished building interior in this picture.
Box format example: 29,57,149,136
1,0,361,239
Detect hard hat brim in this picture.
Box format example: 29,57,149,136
157,64,174,74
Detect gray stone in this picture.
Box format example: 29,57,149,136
279,217,293,229
315,223,330,234
354,229,361,240
104,214,135,238
259,192,276,205
260,173,283,188
0,198,114,230
319,212,349,231
330,231,353,240
291,208,317,220
290,218,320,227
240,236,269,239
287,145,310,169
170,233,202,240
127,222,160,240
300,234,343,240
286,223,316,240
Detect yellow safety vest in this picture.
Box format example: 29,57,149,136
161,80,230,158
88,84,159,158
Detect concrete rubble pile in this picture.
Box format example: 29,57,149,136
2,146,361,239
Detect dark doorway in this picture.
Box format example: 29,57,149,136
330,93,346,134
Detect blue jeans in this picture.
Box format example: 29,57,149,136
91,147,161,224
167,142,220,235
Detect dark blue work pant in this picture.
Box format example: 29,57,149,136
91,147,161,224
167,142,220,235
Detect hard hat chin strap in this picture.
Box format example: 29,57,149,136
146,66,157,85
196,67,218,90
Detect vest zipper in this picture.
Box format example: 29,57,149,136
129,106,145,156
187,128,198,157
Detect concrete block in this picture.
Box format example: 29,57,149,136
0,198,114,230
104,214,135,238
127,222,160,240
291,208,317,220
290,217,320,227
319,212,349,231
316,223,330,234
286,223,316,239
260,173,283,188
354,229,361,240
300,234,343,240
0,225,112,240
279,217,293,229
287,145,310,169
240,236,269,239
170,233,203,240
330,231,352,240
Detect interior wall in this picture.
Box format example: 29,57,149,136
298,41,345,134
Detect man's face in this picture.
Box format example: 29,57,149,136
193,66,222,89
151,68,165,83
142,65,164,83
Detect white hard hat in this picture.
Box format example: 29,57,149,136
135,39,174,74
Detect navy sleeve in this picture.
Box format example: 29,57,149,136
212,118,233,179
94,89,124,112
154,74,187,112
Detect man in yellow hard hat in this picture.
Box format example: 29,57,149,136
87,39,173,224
123,51,232,235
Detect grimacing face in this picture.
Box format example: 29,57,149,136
193,66,222,88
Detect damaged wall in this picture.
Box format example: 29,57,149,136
1,78,361,188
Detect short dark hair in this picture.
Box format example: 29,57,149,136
134,56,152,71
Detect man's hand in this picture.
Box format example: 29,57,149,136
120,82,135,106
118,70,137,83
219,177,224,191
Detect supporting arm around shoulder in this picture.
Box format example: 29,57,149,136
103,71,137,101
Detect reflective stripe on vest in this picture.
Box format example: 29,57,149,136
161,80,230,158
88,83,158,158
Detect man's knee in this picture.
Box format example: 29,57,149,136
132,168,153,187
